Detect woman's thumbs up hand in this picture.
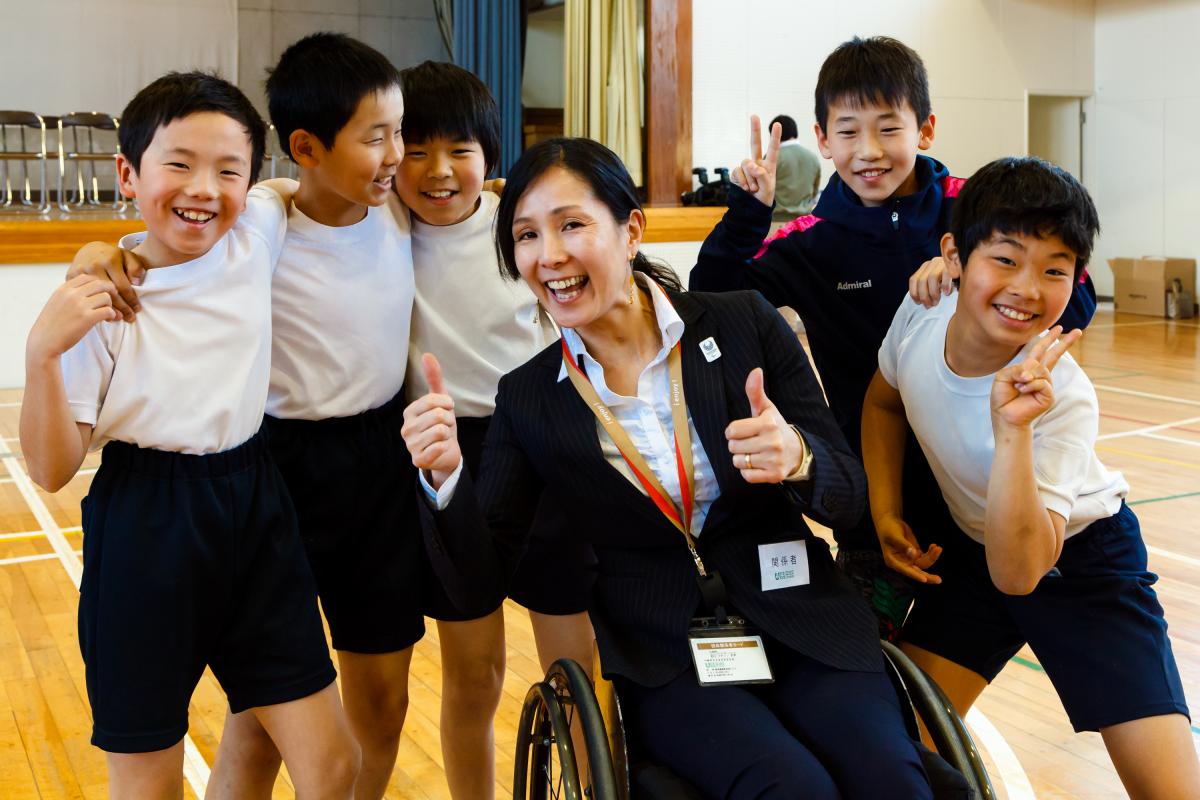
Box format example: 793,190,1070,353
401,353,462,489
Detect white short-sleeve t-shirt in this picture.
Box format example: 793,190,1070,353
60,186,287,454
877,294,1128,543
406,191,556,417
266,193,414,420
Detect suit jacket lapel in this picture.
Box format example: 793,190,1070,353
671,291,736,497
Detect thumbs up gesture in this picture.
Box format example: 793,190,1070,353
400,353,461,489
725,368,804,484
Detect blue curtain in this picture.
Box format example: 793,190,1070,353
452,0,523,176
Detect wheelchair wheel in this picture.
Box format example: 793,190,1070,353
882,641,997,800
514,658,620,800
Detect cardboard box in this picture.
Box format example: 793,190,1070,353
1108,257,1196,317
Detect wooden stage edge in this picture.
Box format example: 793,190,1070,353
0,205,726,264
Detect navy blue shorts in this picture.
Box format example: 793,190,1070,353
902,503,1189,732
423,416,596,620
265,393,427,654
79,433,336,753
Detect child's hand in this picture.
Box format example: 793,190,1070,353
66,242,148,322
482,178,505,196
908,256,959,307
991,326,1082,429
27,275,121,361
725,367,803,483
731,115,782,208
401,353,462,489
876,514,942,584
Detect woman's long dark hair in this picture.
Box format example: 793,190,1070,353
494,137,683,291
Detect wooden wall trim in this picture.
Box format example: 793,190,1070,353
0,216,144,265
644,0,692,206
0,205,723,265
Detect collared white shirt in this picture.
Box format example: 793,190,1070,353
556,274,721,533
428,274,721,532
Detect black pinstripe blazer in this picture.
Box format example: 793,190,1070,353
419,289,882,686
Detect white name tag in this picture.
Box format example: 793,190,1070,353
758,540,810,591
689,635,773,685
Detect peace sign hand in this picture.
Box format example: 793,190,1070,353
731,115,782,208
991,326,1082,429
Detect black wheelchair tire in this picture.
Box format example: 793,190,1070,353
514,680,584,800
882,641,997,799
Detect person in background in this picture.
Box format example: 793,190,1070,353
769,114,821,221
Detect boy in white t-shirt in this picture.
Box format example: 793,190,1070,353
862,156,1199,797
20,72,358,798
393,61,594,799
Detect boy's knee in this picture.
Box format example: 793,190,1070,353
309,740,361,796
443,650,505,706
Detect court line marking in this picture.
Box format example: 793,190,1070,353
1097,415,1200,441
2,466,96,485
1147,544,1200,571
1094,384,1200,408
0,453,211,795
1095,444,1200,471
1139,432,1200,449
965,708,1034,799
0,526,81,541
1100,410,1200,435
1130,490,1200,507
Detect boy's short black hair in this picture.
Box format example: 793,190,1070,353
950,157,1100,278
770,114,799,142
814,36,931,133
267,32,401,156
399,61,501,172
119,71,266,184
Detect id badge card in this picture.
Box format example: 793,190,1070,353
687,616,774,686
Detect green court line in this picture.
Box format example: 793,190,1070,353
1128,491,1200,507
1010,655,1045,673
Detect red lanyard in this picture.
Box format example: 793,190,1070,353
562,337,707,577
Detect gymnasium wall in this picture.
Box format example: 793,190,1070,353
0,0,238,116
1085,0,1200,297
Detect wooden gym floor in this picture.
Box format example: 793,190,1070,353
0,306,1197,799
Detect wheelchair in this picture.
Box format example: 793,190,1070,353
513,642,996,800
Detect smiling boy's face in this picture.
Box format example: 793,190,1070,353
949,229,1077,354
117,111,253,267
395,135,488,226
814,97,935,207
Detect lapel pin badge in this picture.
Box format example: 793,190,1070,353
699,337,721,362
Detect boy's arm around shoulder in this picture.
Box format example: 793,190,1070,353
20,276,120,491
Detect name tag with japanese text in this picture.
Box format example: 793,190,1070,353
758,540,810,591
688,632,773,686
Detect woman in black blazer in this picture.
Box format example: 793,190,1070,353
402,138,931,799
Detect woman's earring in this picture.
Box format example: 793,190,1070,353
628,273,635,305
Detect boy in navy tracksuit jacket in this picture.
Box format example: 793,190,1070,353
690,36,1096,637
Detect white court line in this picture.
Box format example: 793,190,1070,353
1098,416,1200,441
1094,384,1200,408
966,708,1035,799
0,552,63,567
0,526,81,541
1139,432,1200,449
1148,545,1200,570
1,467,96,485
0,454,211,795
0,402,22,408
